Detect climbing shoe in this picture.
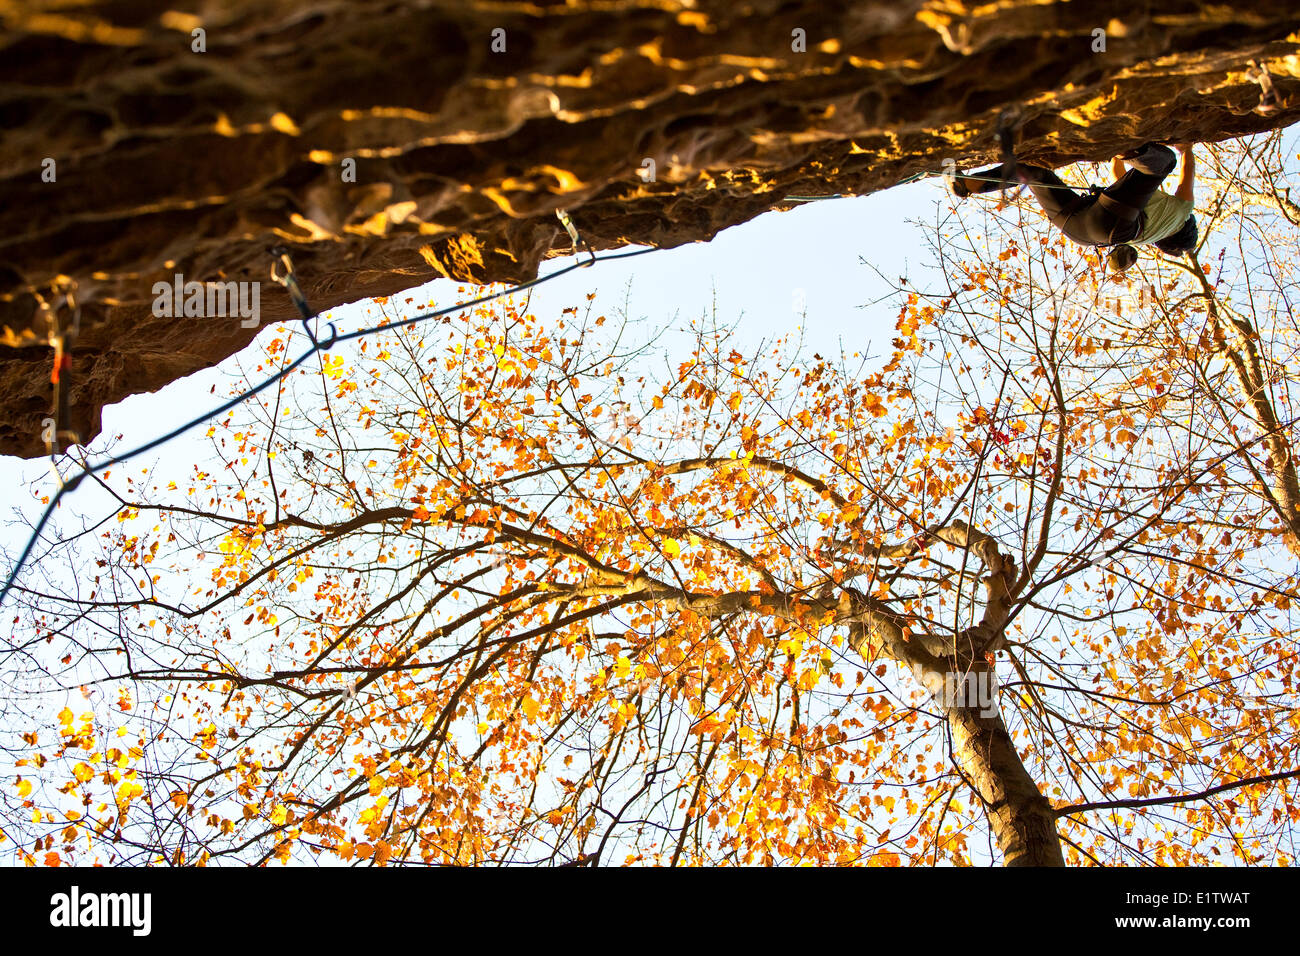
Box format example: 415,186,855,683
1116,144,1154,160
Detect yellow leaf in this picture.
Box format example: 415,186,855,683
117,782,143,803
521,696,540,720
663,539,681,558
16,780,32,798
271,805,288,826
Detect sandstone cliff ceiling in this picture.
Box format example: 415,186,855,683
1,0,1298,458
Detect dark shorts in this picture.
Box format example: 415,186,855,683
1053,193,1143,246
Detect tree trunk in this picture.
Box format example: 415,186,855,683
851,595,1065,866
947,693,1065,866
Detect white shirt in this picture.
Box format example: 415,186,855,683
1136,192,1194,245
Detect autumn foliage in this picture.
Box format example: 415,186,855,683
4,132,1300,866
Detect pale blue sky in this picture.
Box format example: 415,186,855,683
6,140,1294,866
0,175,946,533
0,175,953,864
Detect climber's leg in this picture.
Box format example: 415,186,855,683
956,164,1080,211
954,163,1101,240
951,166,1000,198
1104,143,1176,210
1015,166,1088,228
1072,198,1140,245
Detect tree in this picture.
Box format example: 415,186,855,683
900,129,1300,863
5,133,1300,867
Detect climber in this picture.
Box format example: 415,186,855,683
952,142,1197,273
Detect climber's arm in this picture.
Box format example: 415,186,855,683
1111,156,1126,181
1174,144,1195,202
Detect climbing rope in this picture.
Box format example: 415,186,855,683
0,213,656,607
783,166,1090,204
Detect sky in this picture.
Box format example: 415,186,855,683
0,172,964,864
5,139,1294,866
0,172,959,786
0,173,948,535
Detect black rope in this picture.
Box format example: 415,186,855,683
786,167,1091,204
0,242,657,607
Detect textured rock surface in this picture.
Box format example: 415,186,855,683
1,0,1298,457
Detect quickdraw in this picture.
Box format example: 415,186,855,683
1250,60,1280,116
555,208,596,266
270,246,337,349
37,281,82,457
